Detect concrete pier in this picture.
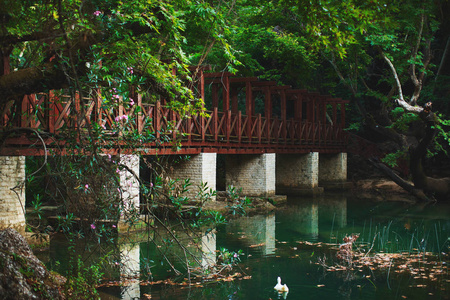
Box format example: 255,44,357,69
0,156,26,232
276,152,322,195
167,153,217,200
319,153,348,190
225,154,275,197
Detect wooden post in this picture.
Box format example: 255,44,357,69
171,110,177,141
264,87,272,141
257,113,262,144
48,91,56,134
21,95,32,128
310,95,316,145
95,88,102,125
245,81,253,137
226,109,231,142
1,50,11,75
280,90,286,142
237,111,242,143
222,74,230,112
187,116,192,143
137,93,143,134
201,114,205,142
156,101,161,140
213,107,218,142
199,69,205,101
74,92,81,129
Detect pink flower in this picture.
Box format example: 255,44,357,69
93,11,101,16
90,223,96,230
233,253,238,258
150,182,153,187
112,224,117,228
84,184,89,191
127,67,134,74
114,115,128,122
129,99,135,106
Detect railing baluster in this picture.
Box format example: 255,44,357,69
156,101,161,140
257,114,261,144
226,110,231,142
213,108,218,142
237,111,242,143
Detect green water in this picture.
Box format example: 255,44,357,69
41,193,450,299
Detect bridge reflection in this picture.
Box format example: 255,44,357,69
49,194,348,299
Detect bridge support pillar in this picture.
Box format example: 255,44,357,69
0,156,26,232
119,155,140,214
319,153,348,190
225,154,275,197
168,153,217,201
276,152,322,195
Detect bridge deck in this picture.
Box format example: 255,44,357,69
1,71,348,156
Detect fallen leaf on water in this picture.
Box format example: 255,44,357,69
249,243,265,248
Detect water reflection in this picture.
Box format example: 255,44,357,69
201,230,216,267
318,194,347,229
119,243,140,300
44,193,450,300
279,199,319,240
227,213,276,255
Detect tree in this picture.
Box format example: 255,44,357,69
1,1,241,296
221,0,450,201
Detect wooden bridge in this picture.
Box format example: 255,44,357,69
0,70,348,156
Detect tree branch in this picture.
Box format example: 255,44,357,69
380,50,405,102
369,158,432,202
409,13,425,93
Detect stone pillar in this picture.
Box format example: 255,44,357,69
276,152,322,195
319,153,348,190
0,156,26,232
168,153,217,201
225,154,275,197
120,155,140,213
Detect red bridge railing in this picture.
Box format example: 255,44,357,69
1,72,348,155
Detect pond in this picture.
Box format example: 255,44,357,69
38,193,450,299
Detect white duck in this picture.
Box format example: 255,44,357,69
274,276,289,293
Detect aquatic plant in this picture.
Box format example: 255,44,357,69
225,185,253,216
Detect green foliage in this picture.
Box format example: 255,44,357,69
345,122,361,132
217,247,243,266
225,185,253,216
431,114,450,156
381,150,406,168
388,110,420,132
65,240,106,299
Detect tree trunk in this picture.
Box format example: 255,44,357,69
409,108,450,199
